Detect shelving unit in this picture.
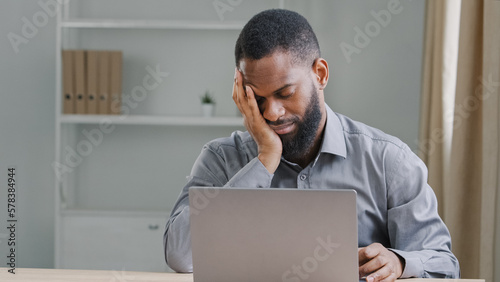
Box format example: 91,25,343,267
54,0,285,272
61,19,246,30
60,114,244,126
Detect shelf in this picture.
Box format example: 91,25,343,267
60,208,169,218
61,19,245,30
60,114,244,126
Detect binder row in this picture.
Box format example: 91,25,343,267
62,50,123,115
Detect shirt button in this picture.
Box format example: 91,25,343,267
300,174,307,181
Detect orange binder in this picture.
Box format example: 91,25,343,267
74,50,87,114
62,50,75,114
109,51,123,115
98,51,110,115
86,50,98,114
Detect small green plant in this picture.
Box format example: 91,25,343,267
200,90,216,104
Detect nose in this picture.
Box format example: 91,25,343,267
261,99,285,122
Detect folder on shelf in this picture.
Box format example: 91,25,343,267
62,50,75,114
74,50,87,114
86,50,99,115
98,51,110,115
109,51,123,115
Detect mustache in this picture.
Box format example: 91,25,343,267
266,116,300,126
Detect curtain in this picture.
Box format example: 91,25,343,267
419,0,461,216
419,0,500,281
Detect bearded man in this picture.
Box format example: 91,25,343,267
164,9,460,281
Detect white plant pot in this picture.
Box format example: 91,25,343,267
201,104,215,117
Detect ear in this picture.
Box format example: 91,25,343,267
312,58,329,90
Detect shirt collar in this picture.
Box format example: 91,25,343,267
320,104,347,158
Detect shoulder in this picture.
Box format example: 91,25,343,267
204,130,257,156
335,112,424,177
336,113,427,188
335,112,407,152
335,113,429,201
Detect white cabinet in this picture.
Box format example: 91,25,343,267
60,211,171,272
53,0,291,271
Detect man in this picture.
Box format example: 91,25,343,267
164,9,460,281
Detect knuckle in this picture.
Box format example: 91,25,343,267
388,263,395,273
374,256,384,266
370,273,382,282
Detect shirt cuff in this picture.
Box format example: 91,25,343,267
225,157,273,188
166,206,193,272
389,249,424,278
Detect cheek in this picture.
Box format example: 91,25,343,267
296,84,316,109
285,94,310,117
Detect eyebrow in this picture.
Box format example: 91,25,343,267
271,84,294,95
250,83,294,97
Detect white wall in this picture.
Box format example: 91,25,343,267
0,0,425,268
0,0,57,268
287,0,425,148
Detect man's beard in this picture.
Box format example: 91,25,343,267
274,86,322,162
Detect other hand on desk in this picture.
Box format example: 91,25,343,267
359,243,404,282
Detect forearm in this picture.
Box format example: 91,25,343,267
224,157,273,188
386,145,460,278
387,192,460,278
164,205,192,272
391,249,459,278
387,196,459,278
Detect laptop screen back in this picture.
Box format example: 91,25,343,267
189,187,358,282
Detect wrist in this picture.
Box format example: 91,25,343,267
389,250,405,278
258,151,281,174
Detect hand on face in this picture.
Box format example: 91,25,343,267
232,68,282,174
358,243,404,282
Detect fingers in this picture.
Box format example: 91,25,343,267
232,68,263,125
361,261,397,282
358,243,403,282
358,243,381,266
232,69,251,118
232,69,255,138
244,85,261,118
232,69,243,113
230,68,282,173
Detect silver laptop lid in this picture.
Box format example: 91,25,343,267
189,187,358,282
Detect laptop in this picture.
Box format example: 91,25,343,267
189,187,359,282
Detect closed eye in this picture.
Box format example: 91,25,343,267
278,91,294,99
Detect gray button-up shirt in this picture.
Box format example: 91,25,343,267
164,104,460,278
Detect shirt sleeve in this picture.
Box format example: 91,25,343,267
386,144,460,278
164,143,273,272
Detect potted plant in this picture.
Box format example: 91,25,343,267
200,90,216,117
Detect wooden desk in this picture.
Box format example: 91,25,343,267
0,268,485,282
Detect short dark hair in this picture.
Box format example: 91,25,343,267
235,9,321,67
